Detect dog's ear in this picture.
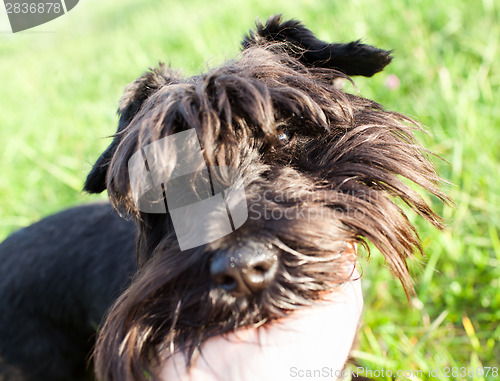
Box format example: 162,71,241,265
242,14,392,77
83,64,181,193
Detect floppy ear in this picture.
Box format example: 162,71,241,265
83,64,182,193
242,14,392,77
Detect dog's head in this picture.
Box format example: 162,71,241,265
85,15,448,381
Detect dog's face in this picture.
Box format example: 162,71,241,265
84,15,447,381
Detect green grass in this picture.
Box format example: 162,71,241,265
1,0,499,379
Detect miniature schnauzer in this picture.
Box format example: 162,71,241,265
0,15,448,381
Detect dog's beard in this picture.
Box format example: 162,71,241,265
159,265,363,381
96,197,359,380
109,217,357,361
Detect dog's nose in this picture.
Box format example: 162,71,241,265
210,243,278,297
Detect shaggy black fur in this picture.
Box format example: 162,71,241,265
0,15,448,381
84,15,447,381
0,204,136,380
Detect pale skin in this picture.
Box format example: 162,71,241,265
160,245,362,381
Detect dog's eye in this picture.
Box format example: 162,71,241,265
278,130,294,143
278,132,288,141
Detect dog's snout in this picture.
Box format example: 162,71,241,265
210,244,278,297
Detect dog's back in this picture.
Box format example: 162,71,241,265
0,203,136,381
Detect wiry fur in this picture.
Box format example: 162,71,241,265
83,15,449,381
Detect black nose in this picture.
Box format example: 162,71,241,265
210,243,278,297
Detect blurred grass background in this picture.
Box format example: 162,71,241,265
0,0,498,379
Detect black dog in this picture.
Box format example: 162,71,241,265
0,15,448,381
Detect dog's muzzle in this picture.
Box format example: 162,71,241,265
210,242,278,297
